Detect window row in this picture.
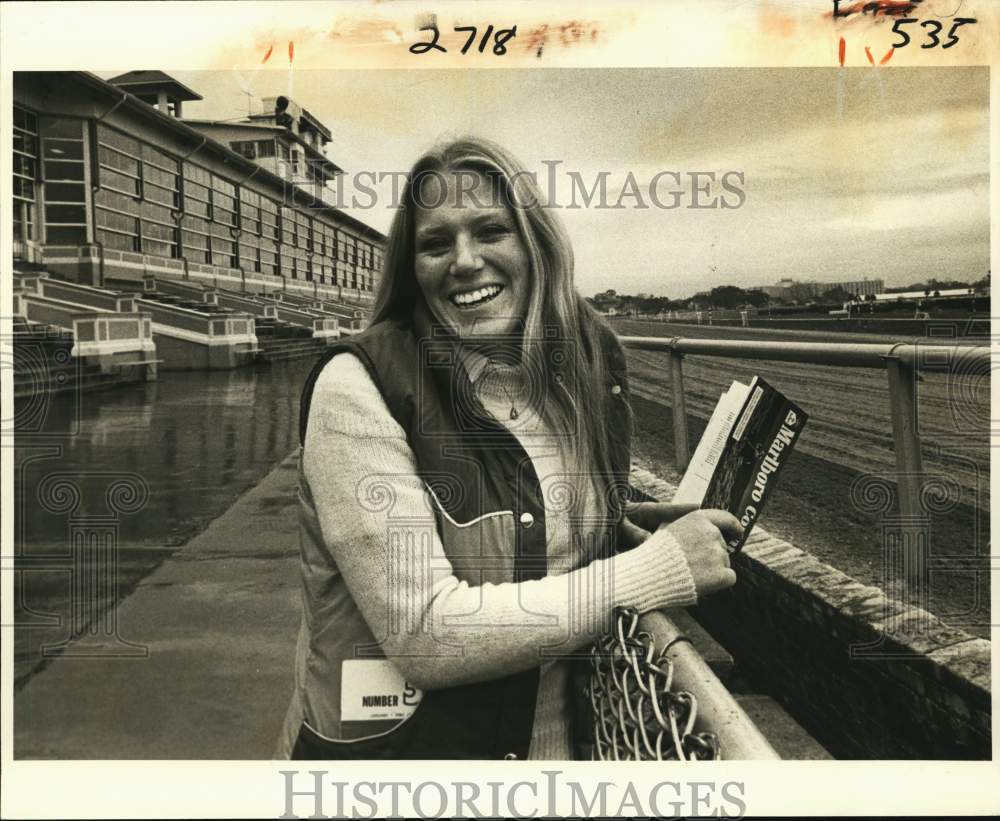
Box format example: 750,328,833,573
13,105,38,206
14,112,384,278
230,139,277,160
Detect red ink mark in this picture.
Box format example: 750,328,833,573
262,44,274,64
559,21,585,46
525,24,549,57
288,41,295,62
863,45,894,64
839,36,846,66
829,0,922,18
524,20,599,57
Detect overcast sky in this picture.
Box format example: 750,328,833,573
125,68,989,299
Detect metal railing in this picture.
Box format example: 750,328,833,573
620,334,991,539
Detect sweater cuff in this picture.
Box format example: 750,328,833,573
610,529,698,613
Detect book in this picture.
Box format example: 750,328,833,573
673,376,807,552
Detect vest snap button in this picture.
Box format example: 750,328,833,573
504,752,518,760
519,512,534,528
611,384,622,395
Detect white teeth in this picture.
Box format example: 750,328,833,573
452,285,502,306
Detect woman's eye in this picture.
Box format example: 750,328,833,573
479,224,510,242
418,238,450,255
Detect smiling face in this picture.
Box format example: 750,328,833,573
413,169,532,340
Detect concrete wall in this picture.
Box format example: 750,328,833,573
153,333,255,371
629,468,991,760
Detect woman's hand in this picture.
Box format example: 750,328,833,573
622,501,741,597
665,510,742,597
619,501,699,550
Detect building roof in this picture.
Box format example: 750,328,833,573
183,118,344,176
182,119,285,132
68,71,382,242
249,104,332,142
299,106,332,141
106,70,203,102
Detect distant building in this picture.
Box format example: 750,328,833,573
760,281,793,300
835,278,884,298
873,287,976,303
757,277,884,302
13,70,383,300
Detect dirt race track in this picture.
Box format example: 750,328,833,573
611,319,992,639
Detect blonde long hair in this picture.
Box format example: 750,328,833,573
371,137,627,521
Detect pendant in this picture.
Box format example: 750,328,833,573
510,407,519,420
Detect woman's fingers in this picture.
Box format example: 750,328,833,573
702,566,738,596
623,501,700,533
698,508,744,546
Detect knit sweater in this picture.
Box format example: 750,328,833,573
295,351,698,759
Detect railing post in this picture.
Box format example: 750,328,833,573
668,342,690,472
884,351,925,589
884,352,923,518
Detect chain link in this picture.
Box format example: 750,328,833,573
587,606,721,761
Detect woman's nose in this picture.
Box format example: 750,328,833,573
450,234,483,276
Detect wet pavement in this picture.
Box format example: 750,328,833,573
13,359,317,686
13,451,302,759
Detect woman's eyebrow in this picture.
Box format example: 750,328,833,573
415,220,449,237
415,210,512,238
468,210,513,225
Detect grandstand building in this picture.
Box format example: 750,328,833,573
11,71,386,383
12,70,383,301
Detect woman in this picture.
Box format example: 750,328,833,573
276,137,739,760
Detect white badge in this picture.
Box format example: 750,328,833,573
341,660,423,722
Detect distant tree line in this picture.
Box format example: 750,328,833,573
589,273,989,315
587,285,772,314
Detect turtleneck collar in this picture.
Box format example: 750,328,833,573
465,351,526,402
413,295,528,404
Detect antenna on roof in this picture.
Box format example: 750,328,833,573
233,69,256,116
231,44,275,117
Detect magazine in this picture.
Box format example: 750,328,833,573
673,376,807,551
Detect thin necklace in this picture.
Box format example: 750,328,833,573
502,381,520,420
484,363,523,420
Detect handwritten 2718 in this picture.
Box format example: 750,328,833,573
409,24,517,56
